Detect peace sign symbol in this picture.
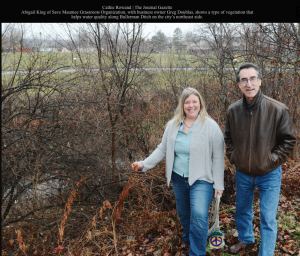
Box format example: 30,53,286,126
210,235,223,247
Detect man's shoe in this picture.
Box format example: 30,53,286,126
228,241,255,254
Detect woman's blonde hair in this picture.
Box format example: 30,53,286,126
170,87,210,127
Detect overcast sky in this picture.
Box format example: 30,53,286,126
144,23,195,37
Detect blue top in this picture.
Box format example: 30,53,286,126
246,100,253,110
172,121,193,177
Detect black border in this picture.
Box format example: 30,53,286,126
1,2,299,22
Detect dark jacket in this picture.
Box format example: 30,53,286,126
225,89,296,177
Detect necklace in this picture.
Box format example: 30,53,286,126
183,121,191,128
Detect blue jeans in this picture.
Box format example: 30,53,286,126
171,171,213,256
235,166,282,256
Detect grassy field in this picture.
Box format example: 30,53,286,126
1,51,217,71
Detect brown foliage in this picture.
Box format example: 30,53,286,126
58,177,87,245
2,23,300,256
17,230,27,256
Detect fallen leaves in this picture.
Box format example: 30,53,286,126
2,159,299,256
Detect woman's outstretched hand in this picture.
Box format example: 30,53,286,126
131,162,144,172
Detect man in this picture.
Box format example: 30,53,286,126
225,63,296,255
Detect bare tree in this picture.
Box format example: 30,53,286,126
1,23,89,229
61,23,154,178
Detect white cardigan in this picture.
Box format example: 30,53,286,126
141,115,225,190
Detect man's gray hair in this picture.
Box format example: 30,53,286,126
236,62,262,82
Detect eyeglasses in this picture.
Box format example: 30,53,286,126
239,76,260,85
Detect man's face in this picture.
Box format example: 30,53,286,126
238,68,261,104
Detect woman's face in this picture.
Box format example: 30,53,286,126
183,94,200,120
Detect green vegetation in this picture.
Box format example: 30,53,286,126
2,51,221,72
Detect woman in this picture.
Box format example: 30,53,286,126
132,87,224,256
